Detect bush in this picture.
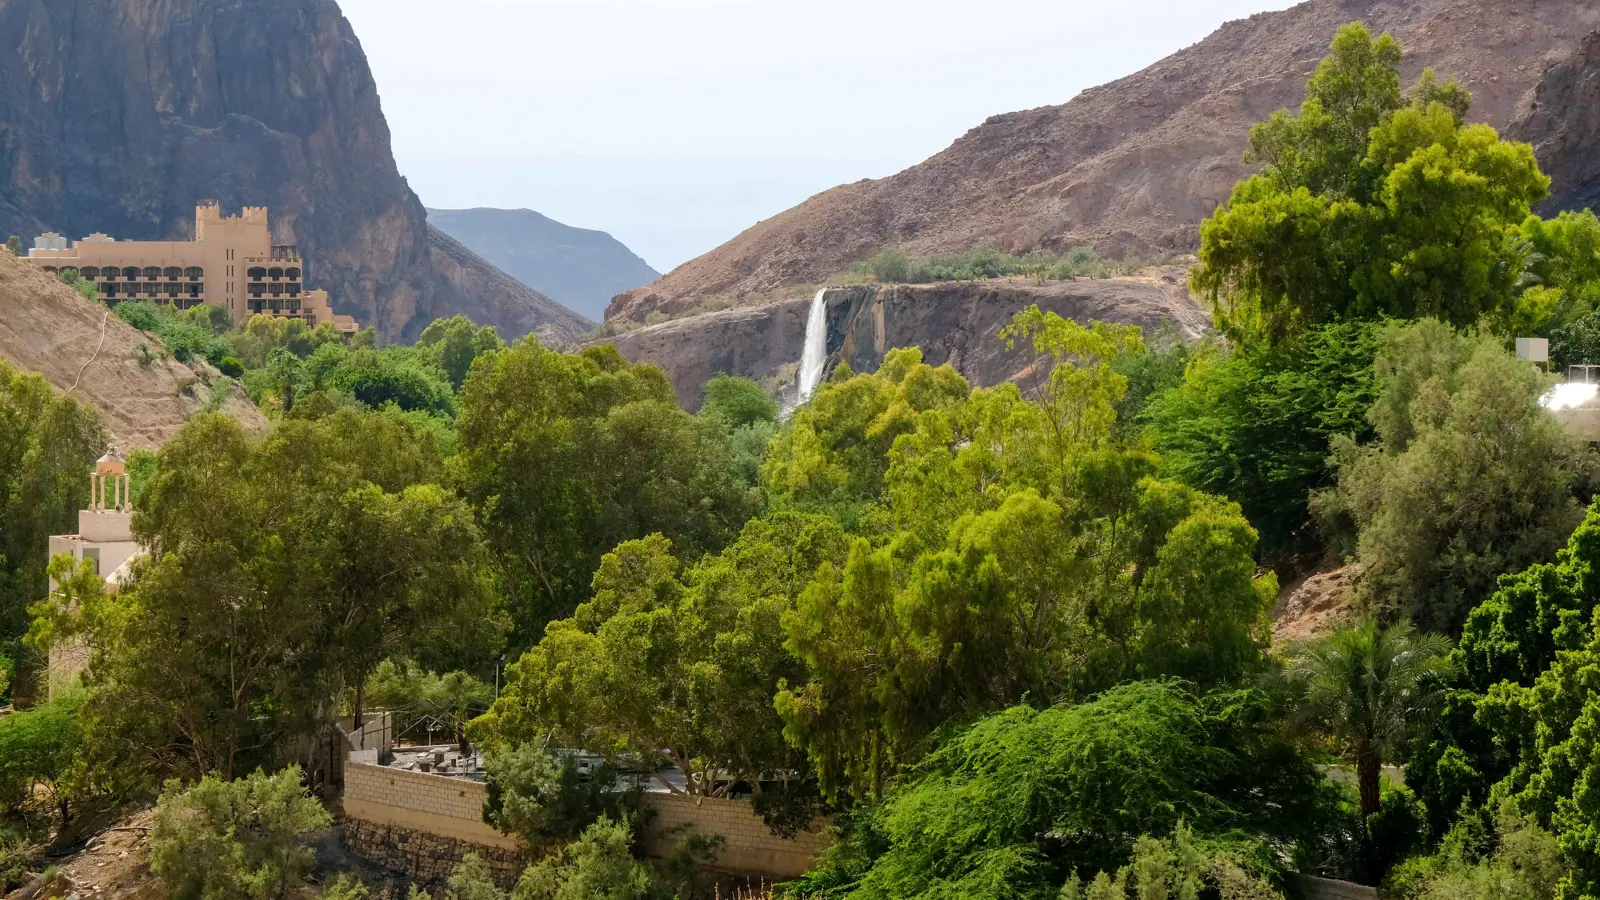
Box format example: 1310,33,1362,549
0,692,83,815
216,356,245,378
1386,803,1567,900
113,301,233,364
513,817,653,900
0,832,42,893
482,744,636,852
148,766,332,900
847,245,1127,284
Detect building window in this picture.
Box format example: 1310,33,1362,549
142,266,160,279
122,267,140,279
286,267,301,280
187,284,202,298
42,266,56,274
268,267,283,280
286,282,301,295
247,266,266,280
184,267,203,279
81,267,100,279
163,266,181,279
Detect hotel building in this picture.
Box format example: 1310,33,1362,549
26,203,358,334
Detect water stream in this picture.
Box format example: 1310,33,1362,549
796,288,829,404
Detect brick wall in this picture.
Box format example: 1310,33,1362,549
1295,874,1379,900
640,793,832,879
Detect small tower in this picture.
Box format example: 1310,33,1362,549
91,448,130,513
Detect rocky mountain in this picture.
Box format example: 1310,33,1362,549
427,208,660,322
0,251,266,449
609,0,1600,323
1511,30,1600,216
0,0,591,345
608,272,1208,410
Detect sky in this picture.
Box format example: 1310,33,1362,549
338,0,1297,273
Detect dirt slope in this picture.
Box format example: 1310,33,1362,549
610,0,1600,322
0,252,267,449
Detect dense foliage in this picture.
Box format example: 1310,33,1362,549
849,245,1124,284
1194,24,1548,342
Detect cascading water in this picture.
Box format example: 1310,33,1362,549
796,288,829,404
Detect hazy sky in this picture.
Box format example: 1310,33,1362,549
339,0,1296,272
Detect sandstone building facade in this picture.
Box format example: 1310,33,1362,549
26,204,358,334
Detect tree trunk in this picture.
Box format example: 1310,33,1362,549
353,680,365,748
1356,749,1381,824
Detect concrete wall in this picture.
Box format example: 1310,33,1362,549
640,792,832,879
343,760,514,849
341,759,833,880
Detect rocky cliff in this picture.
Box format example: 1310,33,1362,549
0,0,590,345
608,272,1208,410
428,208,660,322
0,251,266,449
609,0,1600,322
1511,30,1600,216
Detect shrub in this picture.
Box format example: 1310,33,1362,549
0,692,83,815
482,744,635,852
0,832,41,893
216,356,245,378
513,817,653,900
148,766,331,900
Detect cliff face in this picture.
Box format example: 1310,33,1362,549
0,0,590,344
428,209,660,322
609,0,1600,322
607,273,1208,410
0,251,266,449
1511,30,1600,216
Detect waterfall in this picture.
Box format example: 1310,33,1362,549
796,288,829,404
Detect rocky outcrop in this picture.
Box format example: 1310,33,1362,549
0,0,590,345
1272,566,1359,645
0,251,266,449
1510,30,1600,216
607,271,1208,410
428,208,660,322
609,0,1600,322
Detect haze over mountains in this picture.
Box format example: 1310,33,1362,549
609,0,1600,323
426,209,660,322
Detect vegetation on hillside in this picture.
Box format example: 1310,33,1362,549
10,19,1600,900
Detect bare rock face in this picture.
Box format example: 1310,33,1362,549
1272,566,1359,645
609,0,1600,322
0,251,267,449
0,0,590,345
1511,30,1600,216
607,272,1208,410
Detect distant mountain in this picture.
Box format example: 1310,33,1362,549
607,0,1600,323
0,0,592,345
427,209,660,322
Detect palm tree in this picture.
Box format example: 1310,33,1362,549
1288,617,1454,824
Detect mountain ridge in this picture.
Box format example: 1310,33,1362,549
427,208,659,322
608,0,1600,323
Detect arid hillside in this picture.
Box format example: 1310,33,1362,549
1512,29,1600,216
0,252,266,448
0,0,591,345
609,0,1600,322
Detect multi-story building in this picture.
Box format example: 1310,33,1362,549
26,203,358,334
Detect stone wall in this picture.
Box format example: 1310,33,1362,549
640,793,832,879
341,817,524,888
343,761,513,848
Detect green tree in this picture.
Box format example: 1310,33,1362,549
699,374,777,430
1194,23,1548,343
0,690,82,819
1287,619,1453,830
419,315,507,390
1144,321,1379,561
512,817,653,900
480,744,635,852
0,359,105,683
1314,320,1592,632
148,766,332,900
454,340,759,645
475,513,847,800
798,683,1321,900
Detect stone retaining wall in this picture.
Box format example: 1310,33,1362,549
341,817,524,888
641,792,832,879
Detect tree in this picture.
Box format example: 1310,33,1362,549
1194,23,1549,343
0,691,82,819
480,744,635,852
454,340,759,645
419,315,506,390
29,409,495,783
512,817,654,900
699,374,778,431
0,359,105,688
1314,320,1592,633
772,312,1276,801
1144,321,1379,561
474,513,847,799
148,766,332,900
1287,618,1453,832
796,683,1322,900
